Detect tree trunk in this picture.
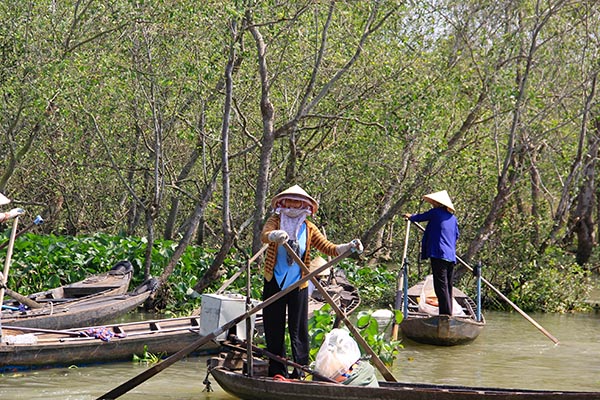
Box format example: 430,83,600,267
249,14,276,255
574,118,600,265
193,20,238,293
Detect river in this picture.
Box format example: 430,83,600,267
1,310,598,399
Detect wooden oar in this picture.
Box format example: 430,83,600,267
283,242,397,383
0,215,44,250
0,279,43,309
0,215,44,312
412,221,560,345
215,244,268,295
0,215,20,339
96,248,354,400
391,220,411,340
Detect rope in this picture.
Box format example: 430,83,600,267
202,370,214,392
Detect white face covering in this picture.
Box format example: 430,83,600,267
280,207,309,218
277,207,311,240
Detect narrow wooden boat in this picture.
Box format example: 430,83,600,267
1,262,157,330
2,260,134,309
399,277,485,346
0,315,220,370
209,366,600,400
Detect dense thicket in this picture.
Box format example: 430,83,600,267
1,1,599,311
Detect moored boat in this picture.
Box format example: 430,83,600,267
2,260,134,311
0,315,220,371
0,262,157,330
208,366,600,400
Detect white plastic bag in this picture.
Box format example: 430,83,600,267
417,275,465,316
313,328,360,380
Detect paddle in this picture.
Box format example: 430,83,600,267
391,220,411,340
0,215,44,251
0,214,20,338
0,279,43,309
283,242,397,383
96,248,354,400
411,221,560,345
0,214,44,311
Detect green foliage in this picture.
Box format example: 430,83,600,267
132,345,164,365
342,262,398,308
1,1,600,318
308,305,403,367
308,304,335,361
355,309,403,366
489,247,593,313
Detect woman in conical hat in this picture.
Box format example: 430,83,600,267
423,190,455,213
261,184,363,379
404,190,459,316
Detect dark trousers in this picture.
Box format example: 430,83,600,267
262,278,309,377
430,258,455,315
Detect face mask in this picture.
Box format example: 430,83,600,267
280,207,310,218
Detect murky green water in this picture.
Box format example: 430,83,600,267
1,311,598,399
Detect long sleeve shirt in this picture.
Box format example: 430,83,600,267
261,214,339,289
409,207,459,263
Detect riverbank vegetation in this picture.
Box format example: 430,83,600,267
4,232,593,313
2,1,600,312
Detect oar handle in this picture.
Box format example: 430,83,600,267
0,215,44,250
411,221,560,345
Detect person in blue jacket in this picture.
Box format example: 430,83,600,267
404,190,459,315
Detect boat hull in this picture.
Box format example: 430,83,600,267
1,316,220,370
1,290,151,330
209,367,600,400
400,314,485,346
399,280,485,345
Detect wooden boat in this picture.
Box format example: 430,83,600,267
209,366,600,400
399,276,485,346
0,315,220,371
1,262,157,330
2,260,134,308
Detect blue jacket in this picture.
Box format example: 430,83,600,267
409,207,459,262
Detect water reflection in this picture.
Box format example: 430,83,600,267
1,311,598,399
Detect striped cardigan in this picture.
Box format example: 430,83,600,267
261,214,339,289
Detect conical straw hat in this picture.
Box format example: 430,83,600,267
423,190,455,213
0,192,10,206
310,256,330,277
271,185,319,214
